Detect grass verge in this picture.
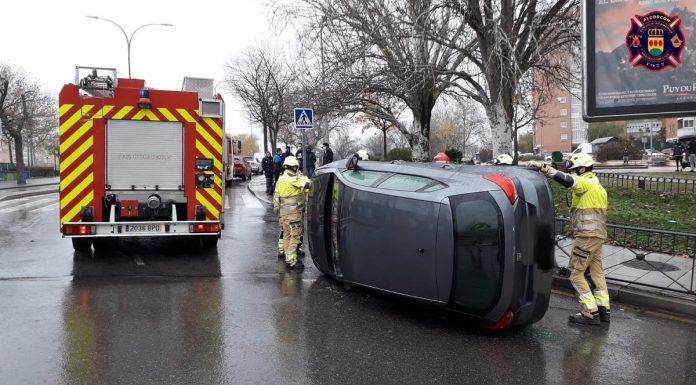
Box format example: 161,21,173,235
550,183,696,234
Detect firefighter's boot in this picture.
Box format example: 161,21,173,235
598,306,611,323
569,312,600,325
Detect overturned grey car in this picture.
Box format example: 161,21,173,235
306,157,555,329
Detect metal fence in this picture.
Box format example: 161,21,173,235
555,218,696,296
595,172,696,194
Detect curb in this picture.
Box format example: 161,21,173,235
0,187,58,202
0,182,59,191
552,275,696,318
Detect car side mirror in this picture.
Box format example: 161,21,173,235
346,154,359,170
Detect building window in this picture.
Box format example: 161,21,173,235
557,97,567,104
561,133,568,141
560,109,568,116
561,122,568,128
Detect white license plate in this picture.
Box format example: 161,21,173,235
125,224,163,233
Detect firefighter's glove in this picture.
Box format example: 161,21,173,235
540,163,557,177
527,161,544,170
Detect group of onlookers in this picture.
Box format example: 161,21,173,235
261,142,334,195
673,140,696,172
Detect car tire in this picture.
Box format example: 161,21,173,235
72,238,92,253
241,175,247,181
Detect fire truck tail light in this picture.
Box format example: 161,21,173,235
63,225,95,235
190,223,220,233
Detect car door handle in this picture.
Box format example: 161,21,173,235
417,248,425,253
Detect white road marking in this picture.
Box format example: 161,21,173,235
134,256,145,266
32,202,58,212
0,197,57,213
224,199,230,209
0,197,32,209
241,193,263,209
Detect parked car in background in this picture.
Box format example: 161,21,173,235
243,156,261,175
642,150,667,166
661,148,674,160
306,157,555,329
233,156,252,181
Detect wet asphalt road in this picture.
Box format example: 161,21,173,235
1,181,695,385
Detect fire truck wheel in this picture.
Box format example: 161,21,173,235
72,238,92,253
201,236,218,248
92,238,113,255
185,237,201,249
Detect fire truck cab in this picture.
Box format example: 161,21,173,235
58,67,226,251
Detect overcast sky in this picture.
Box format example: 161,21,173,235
0,0,279,137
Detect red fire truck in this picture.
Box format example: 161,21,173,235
58,67,226,251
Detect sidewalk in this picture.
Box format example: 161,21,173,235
0,177,59,201
555,237,696,317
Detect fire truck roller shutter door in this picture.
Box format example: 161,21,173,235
106,120,184,190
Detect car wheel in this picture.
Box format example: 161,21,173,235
241,175,247,181
72,238,92,253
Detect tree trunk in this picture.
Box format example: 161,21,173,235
8,138,13,165
487,99,513,159
13,135,26,185
382,124,387,161
262,123,269,153
409,98,434,162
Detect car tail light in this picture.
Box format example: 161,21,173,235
63,225,95,235
483,309,514,330
190,223,221,233
484,174,518,204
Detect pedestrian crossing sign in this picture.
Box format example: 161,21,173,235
294,108,313,130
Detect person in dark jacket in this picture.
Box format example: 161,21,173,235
305,145,317,177
673,142,685,171
687,140,696,172
261,151,274,194
273,148,283,182
322,142,334,165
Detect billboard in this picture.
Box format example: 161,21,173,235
584,0,696,121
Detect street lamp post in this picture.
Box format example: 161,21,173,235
86,16,173,78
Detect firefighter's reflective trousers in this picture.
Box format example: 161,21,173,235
569,236,610,316
279,207,304,266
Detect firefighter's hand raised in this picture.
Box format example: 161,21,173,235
527,161,544,170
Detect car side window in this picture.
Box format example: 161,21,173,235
341,170,387,186
377,174,442,192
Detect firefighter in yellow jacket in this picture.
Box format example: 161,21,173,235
273,156,311,269
529,153,610,325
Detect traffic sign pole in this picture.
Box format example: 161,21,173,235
302,130,308,176
293,108,314,177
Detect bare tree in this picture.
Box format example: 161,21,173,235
225,44,293,152
442,0,580,161
330,126,362,159
0,63,54,184
355,95,406,161
430,99,484,158
280,0,469,161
